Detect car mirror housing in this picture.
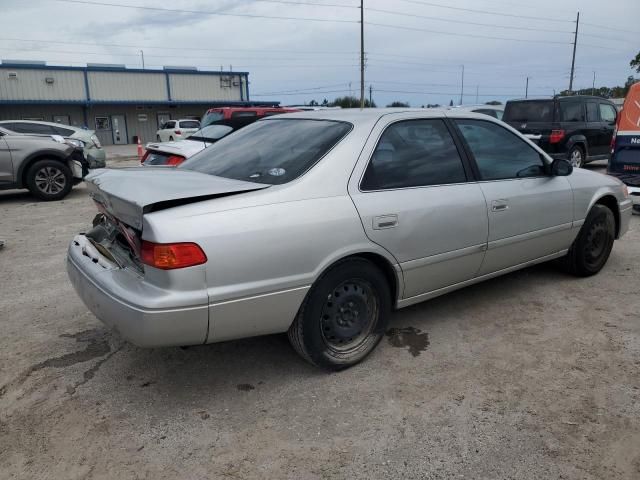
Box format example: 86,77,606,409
550,158,573,176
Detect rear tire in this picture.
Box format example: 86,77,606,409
288,258,391,370
562,204,615,277
569,145,585,168
156,135,161,141
169,136,174,141
25,159,73,201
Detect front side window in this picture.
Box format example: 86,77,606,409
164,121,176,129
586,102,599,122
560,102,585,122
180,119,351,185
599,103,617,123
361,119,467,190
455,119,546,180
8,123,56,135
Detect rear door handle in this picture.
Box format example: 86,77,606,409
373,214,398,230
491,200,509,212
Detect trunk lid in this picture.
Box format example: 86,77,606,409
85,167,269,230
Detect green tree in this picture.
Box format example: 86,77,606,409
386,101,410,107
329,96,376,108
631,51,640,72
485,100,502,105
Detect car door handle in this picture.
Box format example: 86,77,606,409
491,200,509,212
373,214,398,230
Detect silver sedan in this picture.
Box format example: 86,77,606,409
67,109,632,370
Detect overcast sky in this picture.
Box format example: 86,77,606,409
1,0,638,106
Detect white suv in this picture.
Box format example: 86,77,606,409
155,119,200,142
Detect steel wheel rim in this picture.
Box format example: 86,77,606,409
35,166,66,195
570,149,583,168
320,279,379,353
584,219,608,267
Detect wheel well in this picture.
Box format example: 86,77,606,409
346,252,400,306
595,195,620,237
20,155,67,188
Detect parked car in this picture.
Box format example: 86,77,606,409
142,107,300,166
607,81,640,213
503,96,618,168
0,126,88,200
156,119,201,142
450,104,504,120
67,109,631,370
0,120,106,168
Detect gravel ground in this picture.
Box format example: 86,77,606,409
0,161,639,479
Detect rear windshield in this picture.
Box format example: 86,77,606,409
179,120,200,129
180,119,352,185
504,101,554,122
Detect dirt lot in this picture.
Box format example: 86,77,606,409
1,161,639,479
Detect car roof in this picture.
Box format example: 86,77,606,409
260,107,492,124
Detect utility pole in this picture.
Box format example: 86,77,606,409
369,84,373,106
360,0,365,109
459,64,465,105
569,11,579,93
592,71,596,95
475,85,479,103
525,76,529,98
139,50,145,69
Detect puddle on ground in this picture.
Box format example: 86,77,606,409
385,327,429,357
28,329,111,372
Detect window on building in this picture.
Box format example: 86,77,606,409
361,119,467,191
95,117,110,130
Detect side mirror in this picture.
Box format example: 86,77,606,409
550,158,573,176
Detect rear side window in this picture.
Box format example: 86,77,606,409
504,101,553,122
178,120,200,129
599,103,617,123
560,102,585,122
455,119,546,180
361,119,467,191
164,121,176,129
586,102,599,122
5,122,56,135
54,126,75,136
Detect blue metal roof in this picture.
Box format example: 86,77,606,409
0,62,250,76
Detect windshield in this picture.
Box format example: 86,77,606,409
187,124,234,142
504,100,554,122
201,111,224,126
180,119,352,185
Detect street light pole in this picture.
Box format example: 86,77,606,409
569,11,579,93
140,50,145,70
360,0,365,109
525,76,529,98
459,65,465,105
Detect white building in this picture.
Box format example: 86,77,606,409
0,61,256,145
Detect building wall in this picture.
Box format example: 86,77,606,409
169,73,244,102
88,104,210,146
0,67,86,101
0,104,85,126
88,71,167,102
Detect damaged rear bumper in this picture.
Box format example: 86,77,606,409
66,235,209,347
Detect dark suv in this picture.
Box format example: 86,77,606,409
503,96,618,167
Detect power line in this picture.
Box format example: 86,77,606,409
365,21,570,45
50,0,359,23
393,0,574,23
253,83,350,95
581,21,638,36
366,7,574,34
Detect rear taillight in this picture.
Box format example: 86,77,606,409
549,129,565,144
141,241,207,270
165,155,185,166
174,130,182,135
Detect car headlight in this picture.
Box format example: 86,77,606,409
90,134,102,148
64,138,85,148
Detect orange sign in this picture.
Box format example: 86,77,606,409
619,82,640,132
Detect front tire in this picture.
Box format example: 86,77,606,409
562,204,615,276
288,258,391,370
26,159,73,201
569,145,584,168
